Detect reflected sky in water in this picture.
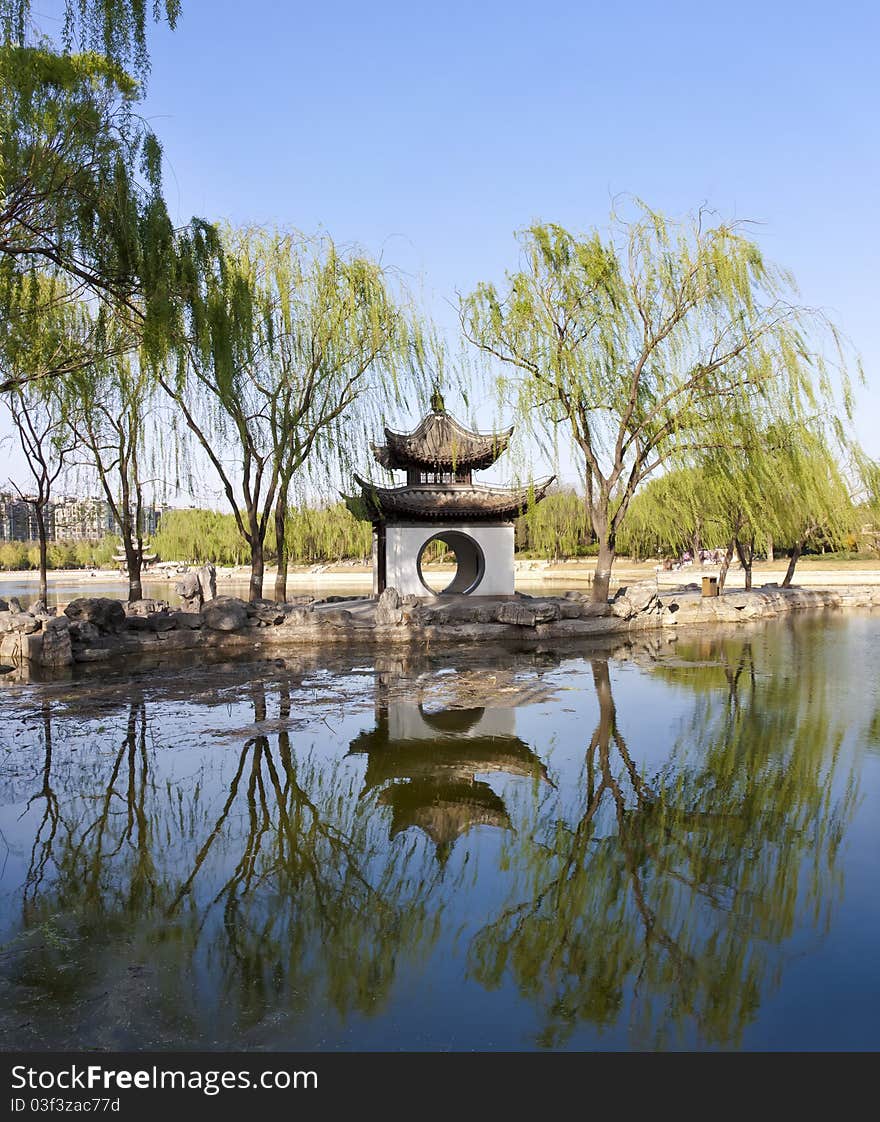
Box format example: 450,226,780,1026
1,611,878,1051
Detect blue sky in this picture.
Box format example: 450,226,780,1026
5,0,878,493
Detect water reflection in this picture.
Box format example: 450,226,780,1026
349,703,549,863
0,619,872,1049
469,634,860,1048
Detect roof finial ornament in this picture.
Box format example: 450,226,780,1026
430,385,446,414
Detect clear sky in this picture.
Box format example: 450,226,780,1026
4,0,878,494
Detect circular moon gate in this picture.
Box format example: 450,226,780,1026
416,532,486,596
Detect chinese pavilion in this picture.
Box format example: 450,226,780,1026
347,391,553,597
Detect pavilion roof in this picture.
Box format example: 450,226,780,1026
372,409,514,471
349,474,555,523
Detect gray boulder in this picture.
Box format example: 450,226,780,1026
175,571,202,610
496,601,562,627
200,596,249,631
197,563,217,603
169,611,203,629
375,587,404,626
10,613,40,634
0,598,7,612
69,620,101,644
126,598,167,617
40,618,72,667
148,612,178,632
64,597,127,634
7,597,22,614
247,599,286,625
610,582,660,619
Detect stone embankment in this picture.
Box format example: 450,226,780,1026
2,581,879,672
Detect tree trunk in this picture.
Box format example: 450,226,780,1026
124,545,143,605
782,540,803,588
766,535,774,563
249,538,265,603
35,505,48,604
718,539,735,593
735,537,753,592
592,531,616,604
274,496,288,603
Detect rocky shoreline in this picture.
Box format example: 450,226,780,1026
2,580,880,675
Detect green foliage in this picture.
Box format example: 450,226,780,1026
463,200,856,599
1,0,179,77
0,535,116,569
618,420,859,562
163,225,421,599
514,488,595,557
152,503,372,566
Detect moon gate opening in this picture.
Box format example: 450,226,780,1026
416,532,486,596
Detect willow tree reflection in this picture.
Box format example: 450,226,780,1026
468,630,860,1048
4,681,443,1046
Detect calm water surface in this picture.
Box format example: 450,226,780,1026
1,612,878,1050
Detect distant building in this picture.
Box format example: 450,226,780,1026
0,491,165,542
0,492,43,541
52,497,116,541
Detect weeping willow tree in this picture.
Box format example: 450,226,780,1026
152,502,373,567
0,0,245,422
61,342,158,601
515,488,595,558
619,420,859,589
1,1,180,77
462,201,854,603
159,228,417,603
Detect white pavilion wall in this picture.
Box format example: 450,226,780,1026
382,522,514,597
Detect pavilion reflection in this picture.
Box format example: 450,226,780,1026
348,702,549,862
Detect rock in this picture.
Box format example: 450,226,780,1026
148,612,178,632
8,597,22,614
73,647,114,662
560,601,584,619
0,611,14,633
69,620,101,644
279,606,316,627
125,616,152,632
40,621,72,667
1,631,42,664
64,597,127,634
30,600,56,620
610,582,660,619
175,571,202,610
197,563,217,603
579,602,612,618
10,613,39,634
324,608,353,626
247,600,286,625
375,587,404,626
496,601,562,627
0,598,7,611
126,598,167,617
200,596,249,631
169,611,203,630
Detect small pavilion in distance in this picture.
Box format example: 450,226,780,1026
347,391,553,598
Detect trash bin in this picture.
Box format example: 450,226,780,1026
702,576,719,598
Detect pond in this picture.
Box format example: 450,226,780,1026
0,611,878,1051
